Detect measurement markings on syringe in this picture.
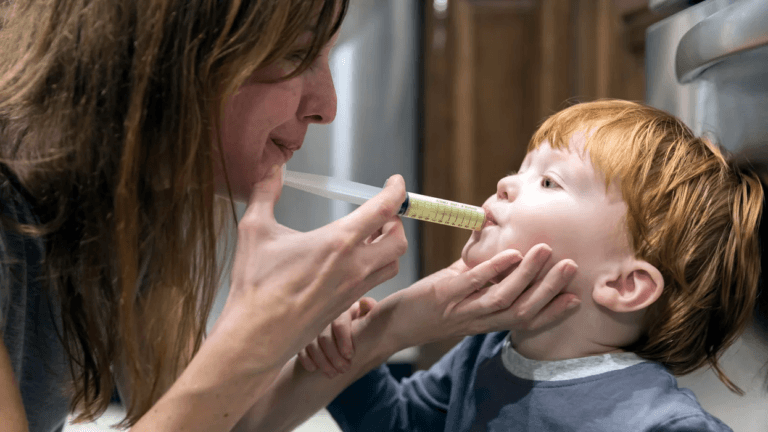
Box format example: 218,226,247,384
404,196,484,230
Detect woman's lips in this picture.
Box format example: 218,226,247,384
271,138,295,160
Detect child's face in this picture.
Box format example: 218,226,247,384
462,139,632,289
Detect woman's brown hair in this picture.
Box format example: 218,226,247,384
0,0,348,426
529,99,763,395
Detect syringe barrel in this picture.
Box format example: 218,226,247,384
398,192,486,231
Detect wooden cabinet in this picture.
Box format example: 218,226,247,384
418,0,672,370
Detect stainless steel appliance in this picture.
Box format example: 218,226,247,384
646,0,768,161
646,1,768,430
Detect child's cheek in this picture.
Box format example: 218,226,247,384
460,233,479,267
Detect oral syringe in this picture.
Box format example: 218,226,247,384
283,169,487,231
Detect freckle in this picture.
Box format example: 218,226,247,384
224,412,229,418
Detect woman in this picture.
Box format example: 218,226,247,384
0,1,578,431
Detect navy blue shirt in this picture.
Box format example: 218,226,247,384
0,167,70,432
327,332,731,432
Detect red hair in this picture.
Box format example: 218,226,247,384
531,100,763,394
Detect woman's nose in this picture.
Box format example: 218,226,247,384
297,60,337,125
496,176,518,201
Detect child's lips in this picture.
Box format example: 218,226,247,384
482,206,498,228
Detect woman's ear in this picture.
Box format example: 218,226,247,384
593,260,664,313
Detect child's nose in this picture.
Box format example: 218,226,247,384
496,176,518,201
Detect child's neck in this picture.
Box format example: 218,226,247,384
509,313,628,361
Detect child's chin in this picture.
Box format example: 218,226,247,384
460,243,473,267
461,248,489,270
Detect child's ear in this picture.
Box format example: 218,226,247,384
593,259,664,313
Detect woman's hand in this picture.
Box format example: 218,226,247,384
383,243,579,350
211,165,408,372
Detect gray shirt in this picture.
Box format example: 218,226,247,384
1,167,70,432
328,331,732,431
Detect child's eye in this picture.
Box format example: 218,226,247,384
541,176,559,189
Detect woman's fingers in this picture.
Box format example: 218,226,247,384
502,259,579,328
376,243,581,351
478,244,552,311
452,244,567,328
353,260,400,299
365,227,384,245
525,292,580,331
350,218,407,291
446,258,470,274
450,250,523,297
340,175,406,244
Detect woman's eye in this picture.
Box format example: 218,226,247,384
541,176,559,189
285,50,319,72
286,51,306,63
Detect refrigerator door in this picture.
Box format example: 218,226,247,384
646,0,768,161
274,0,420,301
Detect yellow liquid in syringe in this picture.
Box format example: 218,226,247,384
399,192,485,231
282,168,486,231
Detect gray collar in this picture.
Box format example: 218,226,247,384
501,334,647,381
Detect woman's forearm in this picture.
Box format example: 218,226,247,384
234,295,405,432
232,355,380,432
127,316,284,432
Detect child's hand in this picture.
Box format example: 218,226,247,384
297,297,377,378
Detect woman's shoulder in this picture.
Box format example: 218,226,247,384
0,163,44,294
0,163,38,226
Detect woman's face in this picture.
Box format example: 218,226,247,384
215,32,340,202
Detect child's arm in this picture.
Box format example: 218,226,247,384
296,297,377,379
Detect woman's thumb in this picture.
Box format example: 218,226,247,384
245,164,285,221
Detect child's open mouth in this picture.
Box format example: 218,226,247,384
482,206,498,228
